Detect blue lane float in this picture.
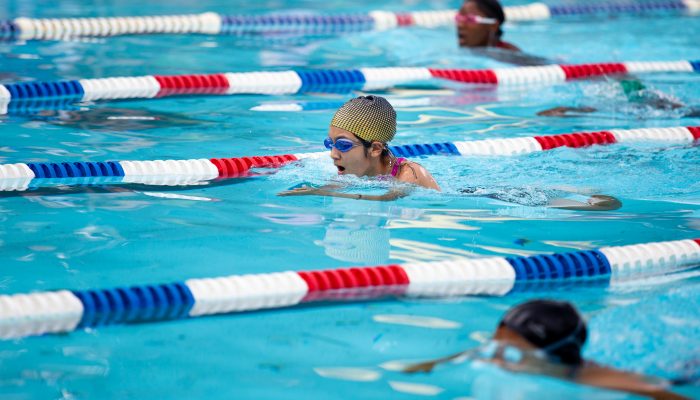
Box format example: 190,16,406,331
507,250,612,281
296,69,366,93
4,80,84,100
26,161,124,179
73,283,195,328
389,143,461,157
0,20,16,40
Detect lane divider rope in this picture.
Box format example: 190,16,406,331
1,60,698,115
1,126,697,191
1,238,699,339
2,1,699,40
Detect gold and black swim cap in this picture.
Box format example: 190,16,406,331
330,95,396,143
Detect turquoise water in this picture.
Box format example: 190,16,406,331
1,0,700,398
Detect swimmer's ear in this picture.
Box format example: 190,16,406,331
369,142,384,158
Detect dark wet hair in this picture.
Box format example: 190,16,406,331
499,300,587,365
471,0,506,38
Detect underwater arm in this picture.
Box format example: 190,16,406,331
538,78,685,118
537,106,597,117
547,194,622,211
402,351,470,374
277,185,409,201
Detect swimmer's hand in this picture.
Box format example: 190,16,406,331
548,194,622,211
537,106,596,117
403,361,438,374
278,184,406,201
403,351,469,374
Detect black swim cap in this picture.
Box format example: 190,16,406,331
500,300,587,365
471,0,506,38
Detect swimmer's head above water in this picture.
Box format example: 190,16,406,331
404,299,688,399
279,95,438,201
457,0,519,51
495,299,587,366
326,95,440,190
328,95,396,177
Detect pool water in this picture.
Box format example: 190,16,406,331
1,0,700,398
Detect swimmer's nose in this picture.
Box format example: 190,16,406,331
330,147,341,160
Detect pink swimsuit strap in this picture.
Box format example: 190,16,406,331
391,157,406,177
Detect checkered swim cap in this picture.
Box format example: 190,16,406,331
330,95,396,143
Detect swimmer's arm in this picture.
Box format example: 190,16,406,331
537,80,616,118
539,78,685,117
537,106,597,117
547,194,622,211
575,363,689,400
277,186,409,201
403,351,469,374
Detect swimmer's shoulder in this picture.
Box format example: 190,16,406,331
575,362,687,399
396,160,441,191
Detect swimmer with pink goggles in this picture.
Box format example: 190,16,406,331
454,13,497,25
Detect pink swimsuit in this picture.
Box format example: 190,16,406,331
391,157,406,177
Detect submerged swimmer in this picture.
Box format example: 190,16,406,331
278,95,620,210
538,79,700,118
278,95,440,201
405,300,688,400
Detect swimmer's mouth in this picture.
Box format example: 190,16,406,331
457,30,470,47
336,165,346,174
458,33,467,46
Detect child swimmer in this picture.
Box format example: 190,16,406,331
404,300,688,400
279,95,621,211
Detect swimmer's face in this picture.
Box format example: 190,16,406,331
457,1,499,47
493,326,538,351
328,126,381,177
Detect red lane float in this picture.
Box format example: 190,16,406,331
533,131,617,150
428,68,499,84
559,63,628,80
154,73,230,97
299,264,410,301
688,127,700,140
395,13,415,26
210,154,298,178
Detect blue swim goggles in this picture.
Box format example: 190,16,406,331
476,341,536,364
446,341,543,366
324,137,363,152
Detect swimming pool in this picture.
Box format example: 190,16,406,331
1,0,700,398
